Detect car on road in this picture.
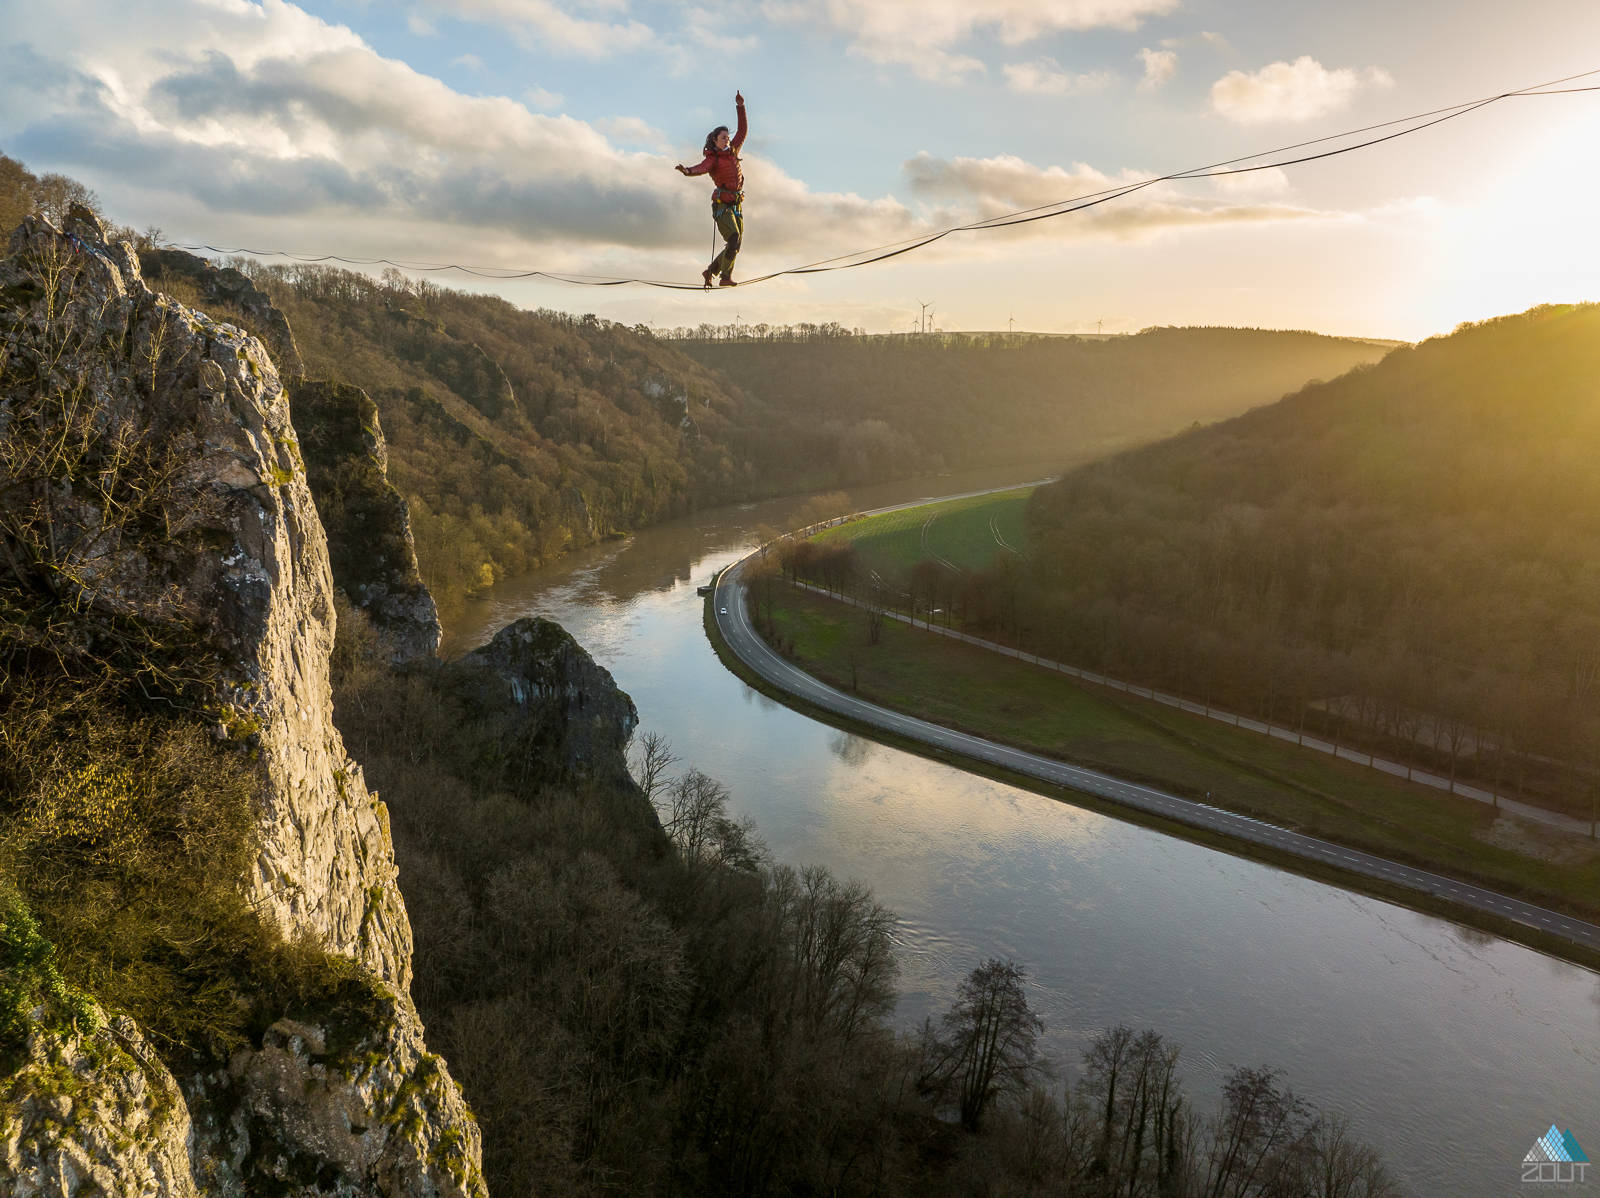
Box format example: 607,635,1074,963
720,607,728,614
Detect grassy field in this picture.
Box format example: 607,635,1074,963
760,583,1600,926
816,488,1033,575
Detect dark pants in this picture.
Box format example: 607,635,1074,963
709,203,743,278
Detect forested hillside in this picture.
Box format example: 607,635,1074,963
676,326,1394,475
1019,303,1600,812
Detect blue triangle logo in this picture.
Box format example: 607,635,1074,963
1564,1129,1589,1164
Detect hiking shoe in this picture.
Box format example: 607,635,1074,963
702,269,716,289
719,276,737,287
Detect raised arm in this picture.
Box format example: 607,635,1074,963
732,91,747,151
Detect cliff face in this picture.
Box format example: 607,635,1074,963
133,249,442,661
4,1011,198,1197
11,212,411,987
290,381,443,663
459,617,642,797
138,245,305,382
0,210,481,1195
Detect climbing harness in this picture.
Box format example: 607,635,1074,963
177,69,1600,293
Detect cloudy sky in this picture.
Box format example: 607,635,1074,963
6,0,1599,338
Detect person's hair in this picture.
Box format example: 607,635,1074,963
704,126,731,155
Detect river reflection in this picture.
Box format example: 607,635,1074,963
443,465,1599,1198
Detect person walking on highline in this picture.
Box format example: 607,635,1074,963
677,92,747,288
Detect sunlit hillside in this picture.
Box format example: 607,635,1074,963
677,326,1395,475
1023,303,1600,811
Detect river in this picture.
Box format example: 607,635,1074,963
442,465,1599,1197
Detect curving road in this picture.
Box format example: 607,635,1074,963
713,554,1600,956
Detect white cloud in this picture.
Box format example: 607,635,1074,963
0,0,1338,293
1136,47,1176,91
596,116,670,150
1003,59,1115,96
681,4,760,51
524,86,564,109
0,0,917,267
450,53,485,70
418,0,654,57
765,0,1178,81
1211,57,1394,124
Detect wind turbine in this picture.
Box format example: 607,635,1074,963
1095,315,1105,335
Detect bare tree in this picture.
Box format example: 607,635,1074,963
865,582,887,645
920,958,1047,1130
769,863,899,1043
1082,1025,1192,1197
1199,1065,1315,1198
746,553,782,632
629,730,677,803
660,767,766,875
31,174,102,226
1302,1111,1401,1198
789,490,855,532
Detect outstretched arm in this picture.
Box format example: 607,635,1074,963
677,155,714,177
732,91,747,151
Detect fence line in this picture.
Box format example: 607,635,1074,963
786,581,1594,836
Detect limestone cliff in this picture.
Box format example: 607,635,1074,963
0,210,481,1195
290,381,442,664
459,617,642,797
138,246,304,382
3,1012,197,1197
135,250,440,661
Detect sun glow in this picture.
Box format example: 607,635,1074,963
1423,102,1600,328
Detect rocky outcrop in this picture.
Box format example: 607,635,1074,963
2,1013,197,1198
185,995,481,1198
138,246,304,381
0,210,481,1195
4,207,410,989
137,251,441,662
460,617,641,795
290,381,442,663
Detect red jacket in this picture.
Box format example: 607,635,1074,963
686,103,747,197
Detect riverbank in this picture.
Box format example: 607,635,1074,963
711,579,1600,969
433,479,1600,1196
